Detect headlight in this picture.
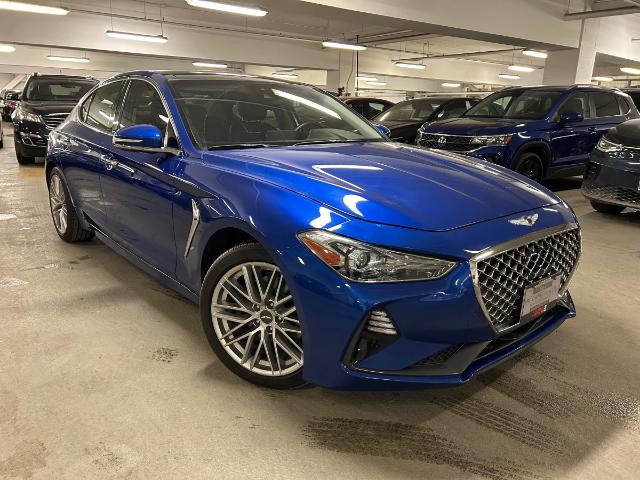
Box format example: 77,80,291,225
595,136,622,153
16,109,43,123
298,230,457,282
470,134,512,146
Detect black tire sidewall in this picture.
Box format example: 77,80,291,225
200,243,306,389
512,152,544,182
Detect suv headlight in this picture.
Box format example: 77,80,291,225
595,136,623,153
16,109,43,123
470,134,512,146
298,230,457,282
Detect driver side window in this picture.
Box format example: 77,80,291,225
119,80,169,136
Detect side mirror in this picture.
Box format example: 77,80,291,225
113,124,178,154
373,123,391,137
559,111,583,124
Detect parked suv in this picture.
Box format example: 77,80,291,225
13,73,97,164
418,85,639,182
1,89,20,121
342,97,394,119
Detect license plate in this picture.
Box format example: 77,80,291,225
520,273,562,321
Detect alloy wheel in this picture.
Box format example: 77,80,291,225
211,262,303,377
49,174,68,235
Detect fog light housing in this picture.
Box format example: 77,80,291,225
365,309,397,335
348,309,399,366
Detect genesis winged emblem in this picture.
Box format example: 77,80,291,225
509,213,539,226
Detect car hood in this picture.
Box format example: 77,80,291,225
379,120,423,131
423,117,526,136
21,100,78,116
205,142,560,232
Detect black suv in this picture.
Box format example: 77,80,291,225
13,73,97,164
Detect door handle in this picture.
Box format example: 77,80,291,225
100,154,118,170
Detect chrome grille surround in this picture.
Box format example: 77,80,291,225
43,113,68,130
470,223,581,333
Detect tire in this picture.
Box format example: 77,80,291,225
512,152,544,183
200,243,307,389
590,200,625,214
15,138,34,165
48,167,94,242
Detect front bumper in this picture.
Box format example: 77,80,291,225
582,151,640,209
284,204,579,389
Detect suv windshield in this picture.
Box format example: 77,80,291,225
24,78,96,102
169,77,385,149
465,89,563,120
376,98,445,122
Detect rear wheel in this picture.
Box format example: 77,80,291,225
48,167,94,242
15,138,34,165
200,243,306,389
590,200,625,214
512,152,544,183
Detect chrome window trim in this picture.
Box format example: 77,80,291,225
469,222,581,334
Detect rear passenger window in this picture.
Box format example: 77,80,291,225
592,93,620,117
85,81,125,132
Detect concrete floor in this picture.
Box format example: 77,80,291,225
0,123,639,480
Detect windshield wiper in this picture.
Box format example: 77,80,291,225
292,139,377,146
207,143,276,151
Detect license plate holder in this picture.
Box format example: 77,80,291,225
520,273,562,322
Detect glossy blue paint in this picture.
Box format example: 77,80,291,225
419,85,639,179
46,71,580,389
113,124,164,150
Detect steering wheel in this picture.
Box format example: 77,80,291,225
295,119,326,138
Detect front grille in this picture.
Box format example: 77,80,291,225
583,185,640,207
42,113,68,130
418,133,475,152
472,226,581,332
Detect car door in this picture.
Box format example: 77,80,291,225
589,91,625,150
62,79,126,230
548,92,593,168
100,78,179,275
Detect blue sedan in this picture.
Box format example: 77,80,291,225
45,71,581,389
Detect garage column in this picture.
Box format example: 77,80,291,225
325,50,357,95
542,18,599,85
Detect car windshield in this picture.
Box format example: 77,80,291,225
169,77,385,149
465,90,563,120
375,98,445,122
24,78,96,102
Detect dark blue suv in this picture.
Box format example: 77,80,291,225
418,85,639,182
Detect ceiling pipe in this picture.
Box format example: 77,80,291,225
563,6,640,20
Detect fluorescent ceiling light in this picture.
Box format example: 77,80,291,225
47,55,90,63
593,76,613,82
508,64,535,73
367,81,387,86
621,67,640,75
498,73,520,80
356,75,377,82
0,1,68,15
522,49,547,59
0,44,16,53
321,41,366,51
442,82,461,87
272,72,299,79
192,61,228,68
185,0,267,17
106,30,168,43
394,61,426,70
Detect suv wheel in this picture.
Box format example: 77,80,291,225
15,138,34,165
200,243,306,389
590,200,625,214
512,152,544,183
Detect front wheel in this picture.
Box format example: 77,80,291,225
590,200,625,214
200,243,306,389
48,167,94,242
512,152,544,183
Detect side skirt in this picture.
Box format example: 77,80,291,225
93,227,200,304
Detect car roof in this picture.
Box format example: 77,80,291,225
112,70,301,84
500,84,624,93
342,96,393,102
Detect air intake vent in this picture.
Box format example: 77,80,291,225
365,309,397,335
